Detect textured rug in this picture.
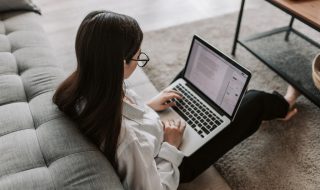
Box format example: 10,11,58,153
142,2,320,189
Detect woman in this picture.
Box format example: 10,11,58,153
53,10,300,189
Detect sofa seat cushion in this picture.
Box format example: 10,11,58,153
0,53,18,75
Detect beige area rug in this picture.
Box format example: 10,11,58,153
142,2,320,189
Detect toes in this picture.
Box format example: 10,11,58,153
281,108,298,121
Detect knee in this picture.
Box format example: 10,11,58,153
244,89,288,120
246,89,265,97
244,90,266,105
238,89,266,121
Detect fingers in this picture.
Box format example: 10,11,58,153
162,94,182,103
161,93,181,108
164,120,171,127
162,119,186,132
161,101,176,110
179,119,186,132
151,90,183,111
163,120,175,128
162,91,183,101
165,89,183,97
175,119,181,128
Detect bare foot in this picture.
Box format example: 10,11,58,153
281,85,301,121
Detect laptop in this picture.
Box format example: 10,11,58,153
166,35,251,157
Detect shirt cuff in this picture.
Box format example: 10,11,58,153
158,142,185,166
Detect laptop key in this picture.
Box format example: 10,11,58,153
205,125,211,131
201,127,210,134
173,83,229,138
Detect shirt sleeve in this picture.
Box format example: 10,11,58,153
117,139,184,190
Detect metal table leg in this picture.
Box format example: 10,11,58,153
232,0,246,56
285,16,295,41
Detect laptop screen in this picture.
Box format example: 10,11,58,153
184,38,249,117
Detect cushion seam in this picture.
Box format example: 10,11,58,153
23,86,57,189
11,45,50,53
3,18,6,36
0,72,19,76
48,150,100,167
29,102,57,190
18,65,61,76
28,89,56,102
2,21,10,51
0,100,27,107
0,164,45,180
35,115,65,129
0,128,33,139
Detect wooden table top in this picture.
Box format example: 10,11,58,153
268,0,320,30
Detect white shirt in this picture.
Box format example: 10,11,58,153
117,89,185,190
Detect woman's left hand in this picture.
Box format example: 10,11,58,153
147,90,183,111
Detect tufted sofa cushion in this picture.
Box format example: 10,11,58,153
0,0,41,14
0,11,123,189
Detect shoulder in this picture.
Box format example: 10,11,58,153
117,119,154,158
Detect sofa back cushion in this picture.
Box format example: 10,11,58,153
0,0,40,14
0,11,123,189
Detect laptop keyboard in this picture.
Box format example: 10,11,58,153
172,84,224,138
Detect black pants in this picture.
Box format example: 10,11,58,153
172,71,290,183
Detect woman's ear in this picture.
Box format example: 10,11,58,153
124,60,130,65
123,60,129,78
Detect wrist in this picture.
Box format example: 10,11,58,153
146,101,155,109
158,142,185,166
165,140,180,149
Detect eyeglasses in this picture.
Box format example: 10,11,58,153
131,52,150,67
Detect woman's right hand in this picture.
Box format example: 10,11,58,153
162,119,186,149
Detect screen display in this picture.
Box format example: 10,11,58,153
184,40,248,116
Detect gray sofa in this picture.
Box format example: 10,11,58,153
0,10,123,190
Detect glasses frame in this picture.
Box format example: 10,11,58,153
131,52,150,67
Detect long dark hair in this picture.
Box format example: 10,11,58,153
53,10,143,169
